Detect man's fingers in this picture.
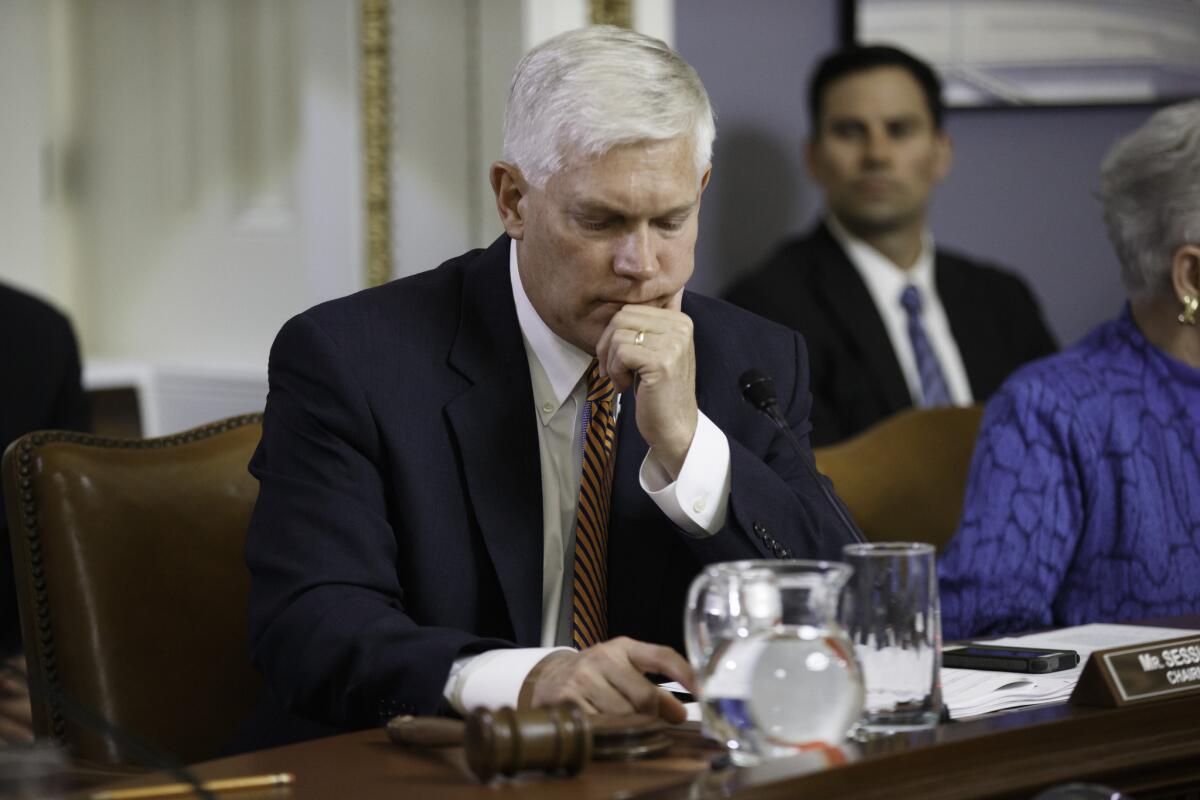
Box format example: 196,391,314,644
595,651,670,715
605,333,654,387
596,320,639,391
624,640,698,695
529,649,640,715
529,639,695,724
571,663,638,715
655,688,688,724
579,638,697,719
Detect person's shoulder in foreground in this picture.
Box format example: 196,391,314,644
0,280,89,744
0,280,89,450
0,281,80,354
939,100,1200,640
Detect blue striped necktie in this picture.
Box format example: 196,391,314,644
571,361,618,650
900,285,951,407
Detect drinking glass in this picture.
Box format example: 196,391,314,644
685,559,864,765
841,542,941,734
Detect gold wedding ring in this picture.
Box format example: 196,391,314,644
634,330,646,346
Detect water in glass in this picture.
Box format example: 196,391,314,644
686,560,863,765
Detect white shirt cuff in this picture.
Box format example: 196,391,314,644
443,647,574,715
639,411,731,537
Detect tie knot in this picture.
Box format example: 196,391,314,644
587,361,615,403
900,285,923,316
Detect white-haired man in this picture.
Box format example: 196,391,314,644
240,26,854,748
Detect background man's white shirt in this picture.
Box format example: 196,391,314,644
826,216,973,406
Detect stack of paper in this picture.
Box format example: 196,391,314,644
942,623,1199,719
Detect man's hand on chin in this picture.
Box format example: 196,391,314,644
518,637,696,724
594,293,698,479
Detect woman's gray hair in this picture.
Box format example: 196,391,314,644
503,25,715,187
1098,100,1200,298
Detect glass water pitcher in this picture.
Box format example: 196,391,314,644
684,560,864,765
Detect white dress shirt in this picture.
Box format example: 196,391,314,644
443,240,732,713
825,216,973,406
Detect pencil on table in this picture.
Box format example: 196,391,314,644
90,772,295,800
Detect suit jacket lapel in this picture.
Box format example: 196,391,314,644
444,236,544,646
810,224,911,413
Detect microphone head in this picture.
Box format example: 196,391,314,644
738,369,778,411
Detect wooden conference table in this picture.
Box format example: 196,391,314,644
77,619,1200,800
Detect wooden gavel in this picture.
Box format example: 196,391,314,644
387,705,671,782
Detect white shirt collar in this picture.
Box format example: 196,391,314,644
509,239,593,410
824,213,936,306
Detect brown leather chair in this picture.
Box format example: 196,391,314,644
2,414,263,766
814,406,985,552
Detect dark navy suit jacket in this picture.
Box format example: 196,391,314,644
0,283,89,656
242,235,854,744
724,223,1057,446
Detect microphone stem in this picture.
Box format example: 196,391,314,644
761,402,866,545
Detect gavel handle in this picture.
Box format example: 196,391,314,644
386,715,467,747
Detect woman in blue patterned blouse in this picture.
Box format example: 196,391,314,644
939,101,1200,640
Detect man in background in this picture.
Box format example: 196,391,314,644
0,282,90,743
725,45,1055,446
240,26,854,748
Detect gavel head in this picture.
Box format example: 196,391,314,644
465,704,593,782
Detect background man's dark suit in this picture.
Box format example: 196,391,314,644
0,283,89,656
243,234,853,742
724,223,1057,446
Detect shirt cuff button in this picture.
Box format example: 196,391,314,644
692,497,707,513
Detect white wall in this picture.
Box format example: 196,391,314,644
1,0,362,433
71,0,361,370
1,0,675,433
0,0,78,312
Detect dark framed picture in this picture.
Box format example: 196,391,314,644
842,0,1200,108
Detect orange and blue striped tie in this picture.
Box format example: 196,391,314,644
571,362,618,650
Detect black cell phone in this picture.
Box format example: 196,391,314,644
942,643,1080,673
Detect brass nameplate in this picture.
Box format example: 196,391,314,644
1072,635,1200,708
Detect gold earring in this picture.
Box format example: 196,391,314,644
1180,295,1199,326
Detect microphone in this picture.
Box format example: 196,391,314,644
738,368,866,545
